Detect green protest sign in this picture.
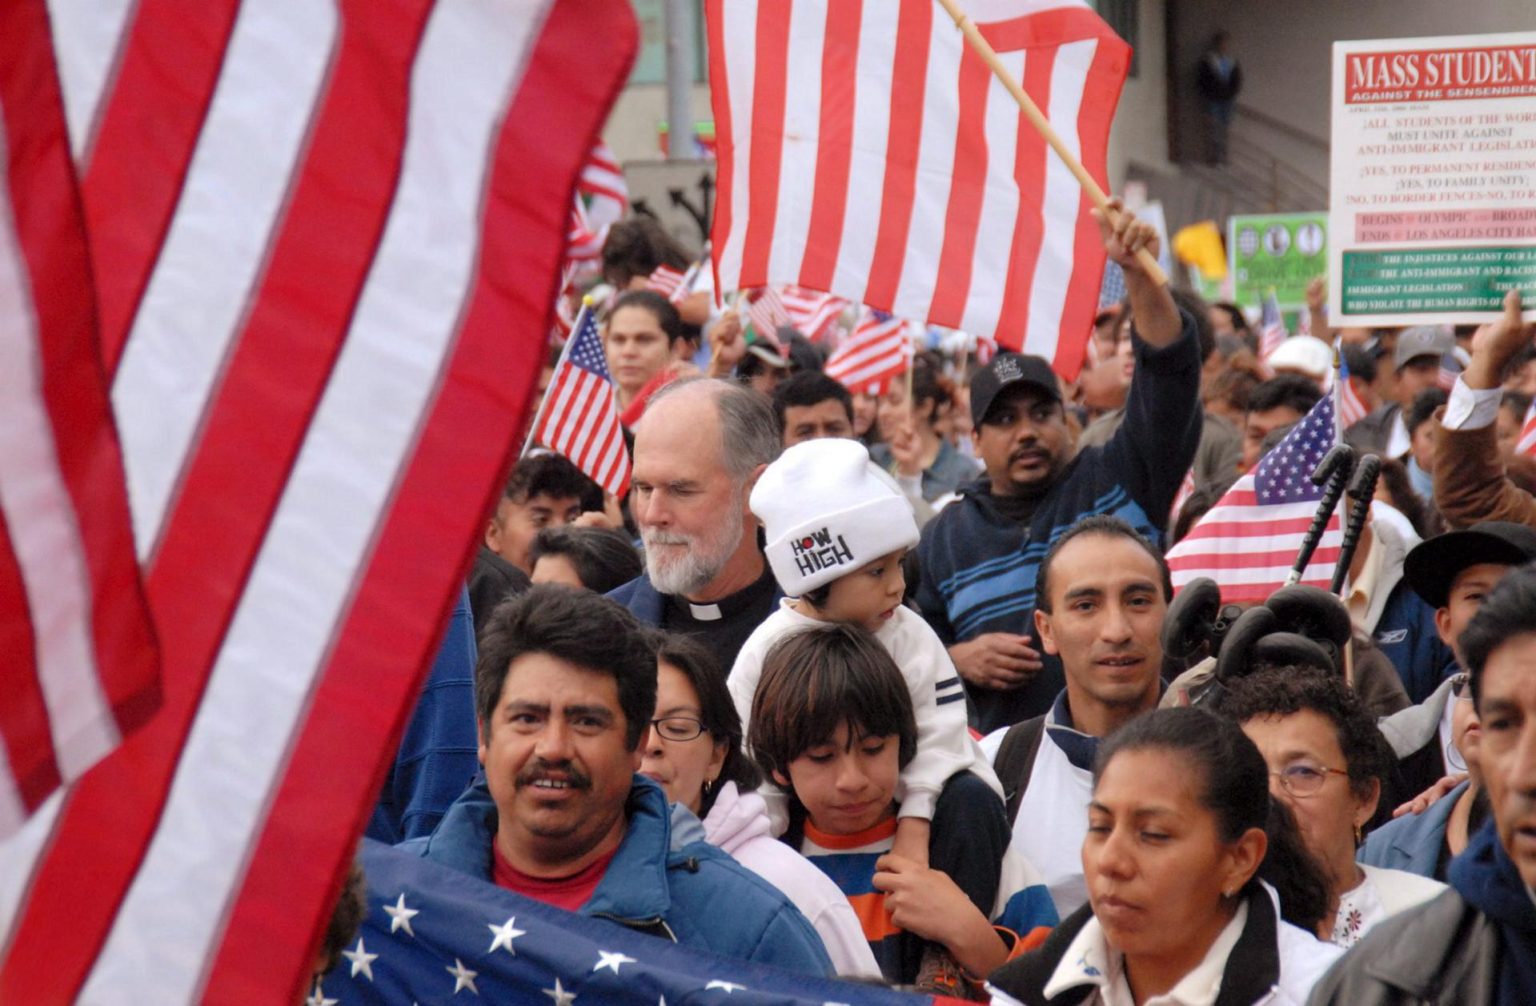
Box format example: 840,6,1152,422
1228,212,1328,312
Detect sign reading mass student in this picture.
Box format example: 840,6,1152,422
1328,32,1536,327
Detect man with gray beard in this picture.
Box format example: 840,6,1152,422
608,378,784,665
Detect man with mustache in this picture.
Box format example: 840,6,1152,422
1311,563,1536,1004
399,585,834,975
609,378,784,667
914,200,1201,731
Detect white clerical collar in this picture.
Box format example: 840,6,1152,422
688,602,723,621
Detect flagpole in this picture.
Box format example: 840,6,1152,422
520,296,592,459
934,0,1168,287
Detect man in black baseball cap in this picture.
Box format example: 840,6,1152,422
1404,521,1536,665
913,198,1205,731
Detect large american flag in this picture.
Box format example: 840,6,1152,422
705,0,1129,377
0,1,162,839
825,308,911,394
534,305,632,497
1166,386,1344,603
322,840,934,1006
0,2,635,1002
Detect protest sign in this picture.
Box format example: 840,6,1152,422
1328,32,1536,327
1229,212,1328,312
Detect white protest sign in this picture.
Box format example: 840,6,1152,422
1328,32,1536,327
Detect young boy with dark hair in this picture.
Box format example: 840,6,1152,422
730,438,1001,868
749,623,1056,996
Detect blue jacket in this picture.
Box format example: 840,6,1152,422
1358,779,1468,880
367,587,480,843
608,571,667,625
399,773,834,977
1371,580,1457,705
915,313,1203,731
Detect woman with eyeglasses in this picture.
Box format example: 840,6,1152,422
638,632,880,979
1217,666,1446,947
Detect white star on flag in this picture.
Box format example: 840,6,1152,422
594,950,637,974
705,979,746,993
446,958,479,995
487,916,527,955
304,984,339,1006
384,893,420,937
543,976,577,1005
341,937,378,981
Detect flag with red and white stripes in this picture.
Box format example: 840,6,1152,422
534,305,631,496
1166,383,1344,603
1338,347,1370,428
0,2,635,1003
1518,398,1536,458
1258,290,1287,363
746,285,791,341
579,138,628,227
825,307,911,394
0,2,161,841
780,285,849,342
646,264,687,299
705,0,1129,377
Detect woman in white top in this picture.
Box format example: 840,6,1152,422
1220,666,1446,948
988,708,1341,1006
638,632,880,979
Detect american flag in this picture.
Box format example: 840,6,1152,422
1437,351,1462,392
1166,386,1343,603
781,285,850,342
745,286,792,342
0,2,635,1002
1519,398,1536,457
321,840,933,1006
534,305,631,497
705,0,1130,377
1258,290,1287,362
0,1,162,839
1338,349,1370,428
825,308,911,394
646,264,687,299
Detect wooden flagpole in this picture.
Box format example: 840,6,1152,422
520,295,592,459
935,0,1168,286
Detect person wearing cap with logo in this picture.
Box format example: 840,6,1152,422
1351,323,1458,459
728,438,1006,870
1437,291,1536,529
914,199,1203,731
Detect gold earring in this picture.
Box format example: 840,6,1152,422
1354,822,1363,846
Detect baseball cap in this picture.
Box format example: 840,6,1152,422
1265,335,1333,384
969,352,1060,427
1403,521,1536,609
1394,325,1455,371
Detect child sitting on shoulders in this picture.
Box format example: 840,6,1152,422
749,623,1057,996
730,437,1002,867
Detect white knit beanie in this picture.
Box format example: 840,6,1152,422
751,439,920,597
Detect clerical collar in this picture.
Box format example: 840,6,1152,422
665,564,777,625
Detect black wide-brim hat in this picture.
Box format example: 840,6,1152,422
1403,521,1536,610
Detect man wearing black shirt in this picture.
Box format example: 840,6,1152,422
609,378,783,665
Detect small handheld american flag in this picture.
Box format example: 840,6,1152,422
532,302,631,497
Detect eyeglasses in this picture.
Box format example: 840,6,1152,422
649,716,707,742
1271,763,1350,798
1451,673,1472,701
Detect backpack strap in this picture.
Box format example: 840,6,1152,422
996,714,1047,827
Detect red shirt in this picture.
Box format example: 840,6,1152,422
492,842,618,912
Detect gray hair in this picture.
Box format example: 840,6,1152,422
647,377,781,481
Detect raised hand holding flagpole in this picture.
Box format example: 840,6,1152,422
935,0,1167,286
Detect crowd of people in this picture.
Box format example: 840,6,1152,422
328,197,1536,1005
